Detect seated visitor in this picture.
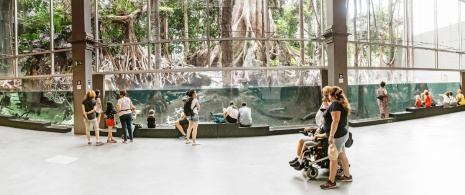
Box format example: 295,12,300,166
424,91,432,107
439,91,451,107
449,92,457,106
175,99,188,139
223,101,238,123
289,86,332,168
415,95,422,108
456,89,465,106
147,109,156,128
238,102,252,127
420,93,425,107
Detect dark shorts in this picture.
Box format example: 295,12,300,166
226,115,238,123
179,118,189,125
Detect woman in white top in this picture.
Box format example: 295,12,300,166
94,89,103,128
117,90,134,143
185,89,201,146
439,91,451,108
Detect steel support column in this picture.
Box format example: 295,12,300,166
324,0,348,94
72,0,94,135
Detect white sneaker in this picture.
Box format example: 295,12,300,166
186,141,192,144
192,142,201,146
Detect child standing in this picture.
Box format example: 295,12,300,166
104,102,117,143
147,109,156,128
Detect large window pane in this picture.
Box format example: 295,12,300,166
347,0,369,42
0,1,13,56
413,49,435,68
348,43,369,67
100,0,147,44
53,51,73,74
348,70,460,119
0,58,13,77
18,54,51,76
438,52,459,69
371,46,405,67
370,0,405,45
18,0,50,54
104,69,321,126
53,0,72,49
437,0,459,51
412,0,434,48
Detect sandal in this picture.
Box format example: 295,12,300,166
110,138,117,143
88,141,92,145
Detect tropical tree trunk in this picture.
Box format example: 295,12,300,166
183,0,189,60
153,0,161,69
221,0,234,87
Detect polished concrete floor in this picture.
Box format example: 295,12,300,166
1,112,464,195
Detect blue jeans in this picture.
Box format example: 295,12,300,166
120,113,133,140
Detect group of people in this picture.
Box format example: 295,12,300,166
289,86,352,190
414,89,465,108
82,89,140,146
223,101,252,127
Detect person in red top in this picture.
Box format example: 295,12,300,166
415,95,422,107
424,91,432,107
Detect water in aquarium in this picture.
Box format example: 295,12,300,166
0,82,460,127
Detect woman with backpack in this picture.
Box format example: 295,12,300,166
185,89,201,146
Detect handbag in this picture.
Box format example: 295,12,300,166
328,144,339,160
345,132,354,148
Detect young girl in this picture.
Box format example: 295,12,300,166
104,102,117,143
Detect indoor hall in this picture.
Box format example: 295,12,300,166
1,111,463,195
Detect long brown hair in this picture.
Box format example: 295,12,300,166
84,90,95,100
329,86,351,114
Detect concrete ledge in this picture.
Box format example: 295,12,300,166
269,125,307,135
218,124,269,137
5,118,71,133
389,111,414,121
0,114,15,126
349,117,396,127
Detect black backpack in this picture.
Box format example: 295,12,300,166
184,98,196,116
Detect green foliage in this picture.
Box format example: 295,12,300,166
273,4,299,38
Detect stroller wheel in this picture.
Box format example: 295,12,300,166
306,166,319,180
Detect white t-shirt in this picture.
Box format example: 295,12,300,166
443,96,451,104
118,97,133,116
226,106,238,119
191,98,199,114
95,98,102,113
238,107,252,125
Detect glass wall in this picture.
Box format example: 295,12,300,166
1,0,465,126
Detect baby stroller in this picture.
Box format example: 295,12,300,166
292,131,346,180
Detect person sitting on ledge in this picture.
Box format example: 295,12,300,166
424,91,432,107
238,102,252,127
223,101,238,123
175,99,188,139
456,89,465,106
415,95,422,108
439,91,451,108
147,109,156,128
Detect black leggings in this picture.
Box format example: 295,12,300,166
225,115,237,123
